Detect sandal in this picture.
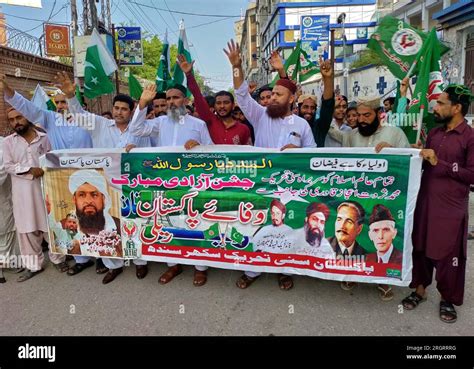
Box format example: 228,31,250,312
159,265,183,284
67,260,94,276
96,258,109,274
278,274,294,290
377,284,394,301
17,269,44,282
439,301,457,323
193,269,208,287
54,261,69,273
340,281,357,291
236,273,259,289
401,291,427,310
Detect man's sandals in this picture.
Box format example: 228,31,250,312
193,269,207,287
278,274,294,290
377,284,394,301
17,268,44,282
159,265,183,284
236,273,259,289
401,291,427,310
54,261,69,273
439,301,457,323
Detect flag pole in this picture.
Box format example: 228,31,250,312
111,23,120,94
415,105,424,144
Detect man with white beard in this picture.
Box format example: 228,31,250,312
128,83,214,286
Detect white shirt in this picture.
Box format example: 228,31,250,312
339,242,355,256
67,96,150,149
129,106,213,147
324,119,352,148
235,81,316,148
329,124,410,148
377,244,394,264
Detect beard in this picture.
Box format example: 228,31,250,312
304,222,322,247
167,105,187,122
77,208,106,234
14,124,30,135
156,111,167,117
434,112,452,125
267,103,289,119
66,229,78,237
299,110,315,124
357,115,380,137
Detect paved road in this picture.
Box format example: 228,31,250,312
1,206,473,337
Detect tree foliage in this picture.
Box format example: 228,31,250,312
119,34,208,91
350,48,384,70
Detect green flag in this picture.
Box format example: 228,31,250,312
84,28,117,99
203,223,220,240
230,227,245,244
403,28,445,144
172,20,192,96
270,40,320,87
368,16,449,80
156,29,173,91
128,72,143,100
75,84,84,106
392,80,401,113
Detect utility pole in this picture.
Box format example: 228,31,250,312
112,23,120,94
89,0,99,32
82,0,90,34
71,0,78,36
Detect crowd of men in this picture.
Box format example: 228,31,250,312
0,38,473,325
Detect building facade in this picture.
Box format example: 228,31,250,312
249,0,378,84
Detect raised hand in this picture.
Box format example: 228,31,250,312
54,71,75,98
319,56,333,79
0,73,14,98
139,84,157,110
269,50,284,71
248,81,258,94
177,54,195,74
223,39,242,68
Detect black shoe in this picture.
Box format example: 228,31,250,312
67,260,94,276
102,267,123,284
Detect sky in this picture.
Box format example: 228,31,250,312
0,0,252,90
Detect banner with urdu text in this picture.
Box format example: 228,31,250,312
41,147,422,286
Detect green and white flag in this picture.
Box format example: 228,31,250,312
128,72,143,100
270,40,320,86
156,29,173,92
172,20,192,95
404,28,445,144
31,84,56,111
84,28,118,99
368,16,449,80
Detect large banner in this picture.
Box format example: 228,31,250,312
41,147,422,286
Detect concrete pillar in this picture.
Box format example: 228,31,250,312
422,5,430,31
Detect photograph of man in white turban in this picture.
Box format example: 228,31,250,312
48,169,122,258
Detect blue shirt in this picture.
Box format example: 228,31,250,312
5,92,93,150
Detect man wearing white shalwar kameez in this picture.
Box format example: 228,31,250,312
2,108,66,282
0,136,21,283
128,83,214,286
